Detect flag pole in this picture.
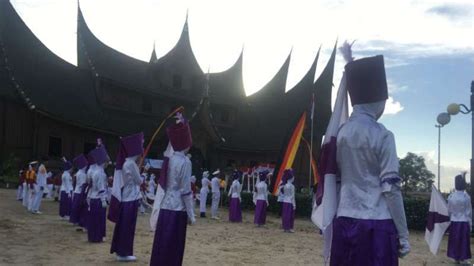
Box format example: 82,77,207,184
309,93,315,188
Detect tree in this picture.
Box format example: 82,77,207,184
399,152,435,192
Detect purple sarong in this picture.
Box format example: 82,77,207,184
110,200,139,256
78,184,89,228
281,202,294,230
69,192,82,224
87,198,106,243
330,216,398,266
254,200,267,225
150,209,188,266
447,221,471,261
59,191,72,217
229,197,242,222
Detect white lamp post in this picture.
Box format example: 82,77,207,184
436,112,451,190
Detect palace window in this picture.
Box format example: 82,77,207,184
48,136,62,157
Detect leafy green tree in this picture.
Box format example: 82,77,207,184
399,152,435,192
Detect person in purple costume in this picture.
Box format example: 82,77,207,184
330,48,410,265
86,145,109,243
150,113,196,266
447,173,472,263
228,170,243,223
253,171,269,227
110,132,145,262
70,154,88,230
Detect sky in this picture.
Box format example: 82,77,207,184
10,0,474,192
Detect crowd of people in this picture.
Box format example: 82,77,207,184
11,45,472,266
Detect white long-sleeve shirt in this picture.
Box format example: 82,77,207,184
336,103,399,220
121,158,142,202
282,182,296,209
88,167,107,200
74,169,87,194
35,172,47,192
228,180,241,199
61,171,73,193
255,181,268,201
200,177,210,194
211,177,220,193
448,190,472,226
161,151,193,211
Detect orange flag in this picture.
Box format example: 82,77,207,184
272,111,306,195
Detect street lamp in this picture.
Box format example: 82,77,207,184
446,80,474,232
436,112,451,189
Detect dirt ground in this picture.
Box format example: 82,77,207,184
0,189,472,265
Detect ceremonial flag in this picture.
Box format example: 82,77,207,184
425,185,450,255
272,111,306,195
312,72,348,229
311,71,348,263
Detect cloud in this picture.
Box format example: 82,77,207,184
387,79,409,94
426,4,474,22
383,96,404,115
413,151,470,192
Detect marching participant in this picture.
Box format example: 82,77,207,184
210,169,221,220
228,170,243,223
253,171,269,227
447,173,472,263
150,113,195,266
24,162,37,210
199,170,210,218
70,154,88,227
87,145,109,243
110,132,144,262
16,170,25,201
280,169,296,233
31,162,47,214
60,159,73,219
46,172,54,199
329,49,410,265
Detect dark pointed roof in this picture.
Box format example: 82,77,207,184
247,50,292,101
313,42,337,140
208,50,245,100
149,44,158,63
152,17,203,78
1,1,337,153
0,1,106,131
208,46,336,152
77,6,151,90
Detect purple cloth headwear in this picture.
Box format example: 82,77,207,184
121,132,144,158
166,115,192,152
73,154,88,169
455,174,466,191
281,169,294,185
259,171,269,181
90,145,109,165
63,160,72,171
86,151,96,165
113,132,144,171
345,55,388,106
232,170,242,180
